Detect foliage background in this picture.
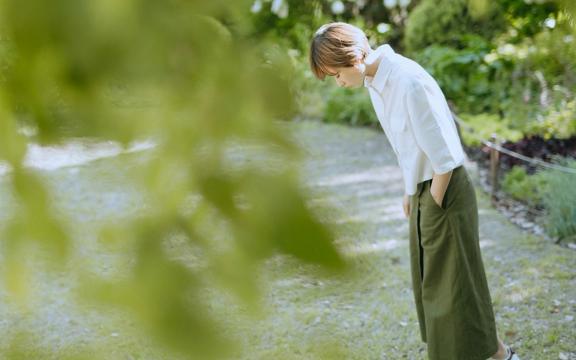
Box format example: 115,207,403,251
250,0,575,239
252,0,575,139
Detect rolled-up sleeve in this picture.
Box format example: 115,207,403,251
404,78,460,175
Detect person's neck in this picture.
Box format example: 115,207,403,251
364,48,384,77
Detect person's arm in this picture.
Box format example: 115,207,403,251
405,79,459,208
430,170,452,207
405,80,458,175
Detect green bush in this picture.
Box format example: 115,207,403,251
404,0,505,53
411,35,499,114
249,1,327,53
539,157,576,241
501,158,576,242
410,34,542,120
483,11,576,134
406,1,576,139
458,113,523,147
502,166,548,205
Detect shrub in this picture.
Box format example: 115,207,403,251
501,165,548,205
539,156,576,241
484,11,576,135
458,113,523,147
501,158,576,242
411,35,498,114
527,99,576,140
404,0,505,53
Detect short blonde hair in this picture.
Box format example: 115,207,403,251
309,22,371,80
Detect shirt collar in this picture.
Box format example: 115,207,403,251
363,44,396,93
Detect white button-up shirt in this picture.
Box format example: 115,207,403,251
364,44,466,196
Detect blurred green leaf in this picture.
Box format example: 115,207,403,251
0,0,347,357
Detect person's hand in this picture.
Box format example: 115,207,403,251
429,188,444,208
429,171,452,209
403,194,411,218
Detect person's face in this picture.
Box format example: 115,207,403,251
325,60,365,89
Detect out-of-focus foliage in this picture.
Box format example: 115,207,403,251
411,35,495,114
409,0,576,140
480,6,575,130
459,113,524,147
251,1,324,51
249,0,412,50
529,99,576,139
404,0,506,52
256,0,576,140
0,0,347,358
324,87,379,126
494,0,559,38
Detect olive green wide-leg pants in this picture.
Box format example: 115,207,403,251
409,165,499,360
